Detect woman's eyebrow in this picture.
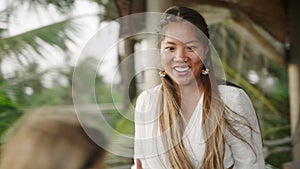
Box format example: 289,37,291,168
162,40,200,45
185,40,200,44
162,41,176,45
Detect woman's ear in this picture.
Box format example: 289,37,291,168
204,46,209,58
201,46,209,61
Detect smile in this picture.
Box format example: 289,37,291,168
174,66,190,73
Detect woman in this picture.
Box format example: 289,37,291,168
132,6,265,169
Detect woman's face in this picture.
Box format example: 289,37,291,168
160,21,207,86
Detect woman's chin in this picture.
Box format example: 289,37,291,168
173,78,196,87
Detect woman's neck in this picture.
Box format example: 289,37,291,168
175,82,203,100
175,83,204,123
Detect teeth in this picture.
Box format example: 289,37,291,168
174,66,189,72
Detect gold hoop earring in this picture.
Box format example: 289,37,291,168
159,70,166,77
201,68,209,75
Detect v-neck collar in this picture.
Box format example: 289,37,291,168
183,93,204,136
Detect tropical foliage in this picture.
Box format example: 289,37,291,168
0,0,78,141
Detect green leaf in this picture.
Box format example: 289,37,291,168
17,0,75,14
0,90,23,143
0,18,78,61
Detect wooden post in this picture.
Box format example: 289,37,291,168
287,0,300,161
283,160,300,169
288,65,300,160
144,0,173,89
114,0,146,111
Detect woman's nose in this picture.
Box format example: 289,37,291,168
174,48,187,61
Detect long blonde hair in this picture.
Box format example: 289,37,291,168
158,6,254,169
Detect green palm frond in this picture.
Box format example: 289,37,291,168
0,90,23,144
0,18,78,60
223,62,282,117
92,0,118,20
15,0,75,14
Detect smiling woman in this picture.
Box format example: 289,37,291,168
160,21,207,87
131,6,265,169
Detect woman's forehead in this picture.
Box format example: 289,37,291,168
161,22,200,44
163,21,195,33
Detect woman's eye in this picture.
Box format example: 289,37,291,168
165,46,175,52
186,46,196,51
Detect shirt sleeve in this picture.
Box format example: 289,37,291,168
224,88,265,169
131,91,151,169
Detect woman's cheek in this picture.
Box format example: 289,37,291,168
160,52,173,68
160,59,169,71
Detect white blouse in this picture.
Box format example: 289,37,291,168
132,85,265,169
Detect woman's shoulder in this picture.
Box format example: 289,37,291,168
218,84,252,107
135,84,162,112
218,84,257,124
137,84,162,100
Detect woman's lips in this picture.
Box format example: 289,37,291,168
174,66,189,72
173,66,190,76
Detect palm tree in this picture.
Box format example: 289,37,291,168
0,0,77,141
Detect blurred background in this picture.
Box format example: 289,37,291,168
0,0,299,169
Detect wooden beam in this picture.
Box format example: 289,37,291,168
226,18,285,65
171,2,286,65
174,0,287,42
